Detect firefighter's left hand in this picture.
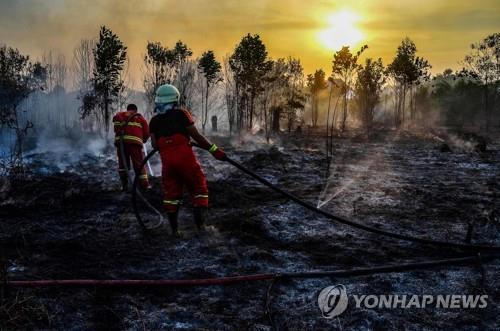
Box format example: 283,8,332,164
209,144,227,161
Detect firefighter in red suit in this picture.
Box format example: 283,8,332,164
149,84,226,236
113,104,150,191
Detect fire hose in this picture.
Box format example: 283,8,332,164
132,146,500,252
4,138,500,327
5,253,500,287
118,113,164,231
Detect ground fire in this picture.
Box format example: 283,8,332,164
1,1,500,330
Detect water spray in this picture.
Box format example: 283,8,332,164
131,144,500,251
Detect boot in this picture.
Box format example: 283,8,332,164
193,207,207,232
167,211,182,237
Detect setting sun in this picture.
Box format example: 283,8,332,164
318,10,364,51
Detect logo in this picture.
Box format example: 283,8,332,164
318,284,348,318
316,284,488,319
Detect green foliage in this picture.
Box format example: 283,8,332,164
230,34,271,88
332,45,368,91
283,57,306,132
143,40,193,107
306,69,324,132
0,46,46,125
81,26,127,134
230,34,272,130
0,45,46,165
463,33,500,84
461,33,500,131
387,38,430,87
93,26,127,100
430,73,482,128
306,69,327,95
198,50,222,131
354,58,385,130
387,37,431,126
198,50,222,85
332,45,367,131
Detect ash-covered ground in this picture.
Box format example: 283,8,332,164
1,130,499,330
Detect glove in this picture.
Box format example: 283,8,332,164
209,144,227,161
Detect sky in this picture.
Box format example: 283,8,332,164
0,0,499,90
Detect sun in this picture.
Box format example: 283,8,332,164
318,10,364,51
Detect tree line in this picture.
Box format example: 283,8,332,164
1,26,499,167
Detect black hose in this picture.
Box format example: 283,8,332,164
280,253,499,279
6,253,500,287
132,149,158,230
131,147,500,251
226,157,500,252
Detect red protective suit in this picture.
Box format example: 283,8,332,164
149,108,208,213
113,110,150,189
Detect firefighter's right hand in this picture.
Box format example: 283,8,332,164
209,144,227,161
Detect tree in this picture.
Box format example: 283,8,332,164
72,39,95,94
171,41,195,107
143,40,195,109
222,55,237,135
354,58,385,131
431,73,482,129
230,33,272,131
306,69,327,127
332,45,368,132
198,50,222,133
0,45,46,167
462,33,500,131
72,39,97,132
143,41,173,109
283,57,306,133
81,26,127,135
42,51,67,93
387,38,430,126
259,58,288,139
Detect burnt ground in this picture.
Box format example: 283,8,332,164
0,130,499,330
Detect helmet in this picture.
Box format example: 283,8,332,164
155,84,180,104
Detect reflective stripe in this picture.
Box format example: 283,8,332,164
194,194,208,199
139,174,148,180
163,200,180,205
114,121,142,128
115,135,143,143
208,144,218,153
118,168,126,172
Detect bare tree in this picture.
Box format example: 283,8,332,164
43,51,67,92
72,39,95,93
222,55,237,135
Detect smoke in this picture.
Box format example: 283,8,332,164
31,130,106,157
23,128,109,174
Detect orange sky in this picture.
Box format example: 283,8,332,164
0,0,499,90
